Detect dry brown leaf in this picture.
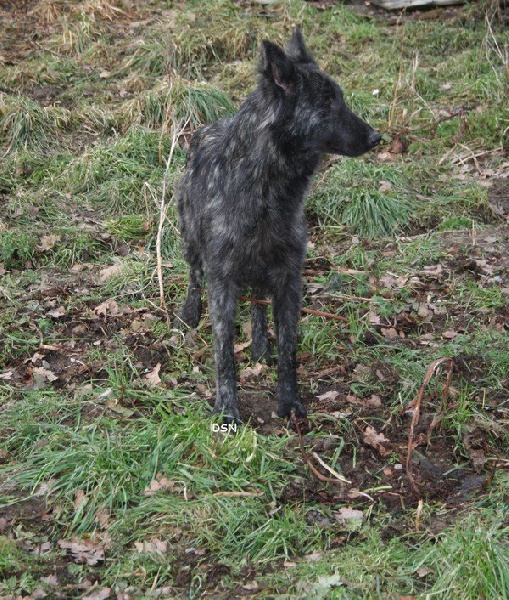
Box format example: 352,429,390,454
99,264,124,282
143,363,162,387
74,489,89,511
134,538,168,554
334,507,364,523
234,340,251,353
46,306,66,318
442,330,458,339
25,352,44,364
144,476,177,496
82,588,112,600
58,537,105,566
94,299,119,317
367,394,382,408
240,362,266,383
382,327,399,340
243,581,259,590
32,366,58,382
378,180,393,193
363,426,390,455
305,551,322,561
39,234,61,251
316,390,340,402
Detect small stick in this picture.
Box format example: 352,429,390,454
294,418,350,484
405,357,454,492
239,295,348,322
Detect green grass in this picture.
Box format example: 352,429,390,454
0,94,72,154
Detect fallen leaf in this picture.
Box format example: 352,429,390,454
363,426,391,455
367,394,382,408
94,299,119,317
368,310,381,325
0,371,13,380
143,363,162,387
105,401,134,418
31,541,52,555
58,537,105,566
144,476,176,495
305,551,322,561
39,234,61,251
25,351,44,364
32,366,58,382
234,340,251,353
378,180,392,193
334,507,364,523
99,264,124,282
316,390,340,402
74,489,89,511
46,306,66,318
442,330,458,339
134,538,167,554
243,581,259,590
83,588,112,600
240,362,266,383
381,327,399,340
95,509,110,529
463,433,488,467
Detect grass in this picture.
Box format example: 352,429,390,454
0,94,73,153
1,0,508,597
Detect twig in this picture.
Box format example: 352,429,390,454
400,106,468,136
405,357,454,492
155,124,184,310
154,35,190,311
239,295,348,322
311,451,351,484
294,418,350,484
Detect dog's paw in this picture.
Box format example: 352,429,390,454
277,398,307,420
212,404,241,426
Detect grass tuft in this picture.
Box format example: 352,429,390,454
120,79,235,131
0,94,72,155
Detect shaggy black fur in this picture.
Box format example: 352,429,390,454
176,29,380,423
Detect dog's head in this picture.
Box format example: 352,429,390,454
258,28,381,158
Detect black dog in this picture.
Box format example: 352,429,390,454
176,28,380,423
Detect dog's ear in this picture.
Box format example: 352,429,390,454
260,40,296,93
285,28,315,64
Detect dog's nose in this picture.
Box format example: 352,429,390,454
369,131,381,147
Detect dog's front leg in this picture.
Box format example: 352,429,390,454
208,281,240,424
273,275,306,419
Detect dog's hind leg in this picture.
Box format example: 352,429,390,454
208,280,241,424
175,253,203,329
273,274,306,419
251,288,270,363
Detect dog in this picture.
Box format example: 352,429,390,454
176,28,380,423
